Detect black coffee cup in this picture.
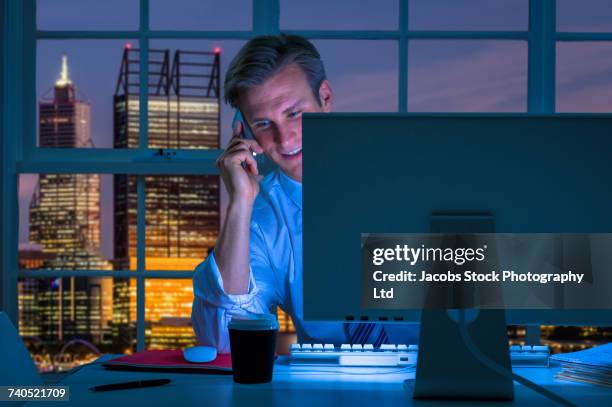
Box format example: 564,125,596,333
228,314,279,384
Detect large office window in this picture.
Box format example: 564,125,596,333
12,0,255,372
3,0,611,372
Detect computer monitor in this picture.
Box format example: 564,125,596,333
302,113,612,400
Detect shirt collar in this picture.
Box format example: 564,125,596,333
278,169,302,210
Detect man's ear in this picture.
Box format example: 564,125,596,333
318,80,333,112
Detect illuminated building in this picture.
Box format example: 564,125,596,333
113,48,220,349
18,248,54,338
25,56,113,348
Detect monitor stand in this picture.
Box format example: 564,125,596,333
410,213,514,400
411,309,513,400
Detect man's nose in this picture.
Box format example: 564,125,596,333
274,124,296,145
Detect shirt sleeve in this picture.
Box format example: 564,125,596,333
191,222,279,353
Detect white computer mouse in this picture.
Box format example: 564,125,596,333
183,346,217,363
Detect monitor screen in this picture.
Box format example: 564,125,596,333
302,113,612,326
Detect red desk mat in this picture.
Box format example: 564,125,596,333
102,350,232,374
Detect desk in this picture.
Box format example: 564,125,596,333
26,356,611,407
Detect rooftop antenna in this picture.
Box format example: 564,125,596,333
55,55,72,87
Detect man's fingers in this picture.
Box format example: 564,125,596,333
224,142,247,154
224,144,251,157
221,148,251,165
226,137,243,150
232,121,243,137
230,151,259,176
218,122,263,175
243,155,259,176
249,139,264,154
225,137,264,155
219,148,259,175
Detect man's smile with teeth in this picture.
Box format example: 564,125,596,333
283,147,302,156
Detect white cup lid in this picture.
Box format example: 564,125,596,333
228,314,279,331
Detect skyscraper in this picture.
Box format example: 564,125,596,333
113,47,220,349
25,56,113,348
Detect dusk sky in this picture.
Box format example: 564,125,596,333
20,0,612,259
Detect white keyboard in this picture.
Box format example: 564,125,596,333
290,344,550,367
289,343,418,367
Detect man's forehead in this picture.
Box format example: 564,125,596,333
240,64,313,117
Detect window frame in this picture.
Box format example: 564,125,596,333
3,0,611,350
0,0,5,314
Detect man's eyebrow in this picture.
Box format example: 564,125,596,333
251,116,269,124
282,100,305,114
251,100,305,123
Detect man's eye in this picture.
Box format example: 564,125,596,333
288,111,302,119
254,121,271,129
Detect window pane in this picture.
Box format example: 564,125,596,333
150,0,251,30
37,0,138,30
408,40,527,112
313,40,398,112
19,174,115,271
150,40,245,147
37,40,140,149
141,175,219,271
557,0,612,32
110,45,222,150
145,279,195,349
556,42,612,112
281,0,398,30
112,44,222,150
408,0,528,31
18,277,134,372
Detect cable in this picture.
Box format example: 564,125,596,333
456,310,578,407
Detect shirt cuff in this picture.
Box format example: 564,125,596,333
193,250,258,309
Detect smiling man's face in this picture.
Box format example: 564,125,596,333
240,63,333,182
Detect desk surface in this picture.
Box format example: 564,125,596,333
27,355,611,407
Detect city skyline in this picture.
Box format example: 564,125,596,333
19,48,294,367
20,56,114,370
19,48,222,365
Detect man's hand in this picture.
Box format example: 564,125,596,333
214,122,264,294
216,122,264,205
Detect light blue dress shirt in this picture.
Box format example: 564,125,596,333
192,169,419,353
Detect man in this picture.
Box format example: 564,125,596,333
192,35,418,352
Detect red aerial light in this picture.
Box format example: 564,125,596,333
125,43,133,49
214,47,221,54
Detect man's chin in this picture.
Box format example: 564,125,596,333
280,164,302,182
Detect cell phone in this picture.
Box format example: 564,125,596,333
232,109,255,140
231,109,272,173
